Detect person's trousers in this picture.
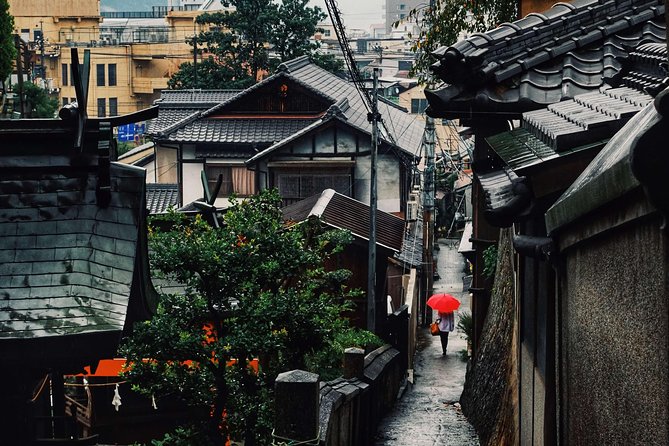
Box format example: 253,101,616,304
439,331,450,354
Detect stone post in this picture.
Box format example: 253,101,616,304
274,369,320,443
343,347,365,380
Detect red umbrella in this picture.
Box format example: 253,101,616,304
427,293,461,312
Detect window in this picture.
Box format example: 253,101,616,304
108,64,117,86
399,13,406,19
96,64,105,86
323,29,331,37
61,64,68,86
63,97,69,106
411,98,428,114
398,4,406,10
97,98,106,117
109,98,118,116
277,172,351,201
205,165,255,197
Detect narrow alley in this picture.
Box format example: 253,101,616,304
375,238,479,445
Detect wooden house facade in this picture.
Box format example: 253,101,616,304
148,56,423,213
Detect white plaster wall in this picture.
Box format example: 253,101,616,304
354,153,401,213
183,162,204,205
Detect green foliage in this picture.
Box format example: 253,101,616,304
305,328,384,381
15,82,58,118
271,0,325,61
398,0,518,84
121,190,361,445
457,311,473,344
170,0,330,90
482,245,498,280
0,0,16,84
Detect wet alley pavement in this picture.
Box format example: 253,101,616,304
375,238,480,446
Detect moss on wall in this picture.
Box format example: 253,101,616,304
460,227,518,445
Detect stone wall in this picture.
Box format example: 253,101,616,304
460,228,518,446
319,345,402,446
560,213,668,444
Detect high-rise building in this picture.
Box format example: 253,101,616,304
7,1,224,117
384,0,423,35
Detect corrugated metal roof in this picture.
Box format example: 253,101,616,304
282,189,405,252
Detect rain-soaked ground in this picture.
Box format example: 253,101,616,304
375,238,480,446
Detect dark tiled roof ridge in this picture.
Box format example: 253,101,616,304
432,0,665,87
277,55,311,73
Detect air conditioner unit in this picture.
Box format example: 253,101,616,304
406,200,419,221
406,192,419,221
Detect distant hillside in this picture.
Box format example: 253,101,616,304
101,0,167,12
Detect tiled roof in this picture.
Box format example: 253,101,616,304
157,89,240,104
478,41,667,227
156,57,424,157
147,108,202,135
0,153,147,341
165,117,319,144
427,0,666,117
282,188,405,253
522,86,652,151
545,89,667,234
147,90,241,135
281,57,424,155
486,128,604,173
146,183,179,214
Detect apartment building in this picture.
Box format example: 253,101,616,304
8,0,213,117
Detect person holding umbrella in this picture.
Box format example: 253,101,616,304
427,293,461,356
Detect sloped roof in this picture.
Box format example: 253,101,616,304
282,189,405,252
545,87,668,234
426,0,666,118
476,41,667,228
166,117,319,144
0,152,148,342
147,89,241,135
153,57,424,157
279,57,423,154
146,183,179,214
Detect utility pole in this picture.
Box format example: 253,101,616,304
367,68,380,333
192,22,197,88
422,116,435,326
14,35,24,117
39,20,45,85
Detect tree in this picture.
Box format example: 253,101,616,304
121,190,371,445
400,0,518,84
0,0,16,89
17,82,58,118
271,0,325,61
169,0,336,90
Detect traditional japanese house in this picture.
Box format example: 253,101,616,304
149,56,423,213
0,50,158,444
282,189,406,332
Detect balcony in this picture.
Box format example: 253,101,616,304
132,77,168,94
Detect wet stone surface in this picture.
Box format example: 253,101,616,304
375,239,480,446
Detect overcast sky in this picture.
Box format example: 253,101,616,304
310,0,385,30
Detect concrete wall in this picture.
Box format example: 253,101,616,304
559,211,668,445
